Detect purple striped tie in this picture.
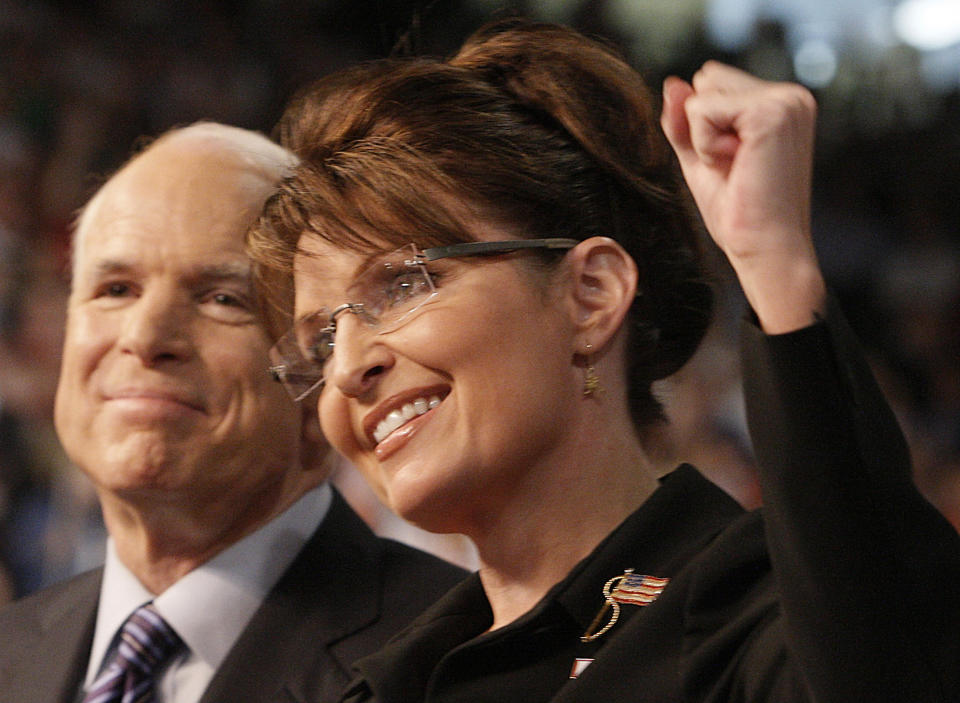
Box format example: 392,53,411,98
82,603,184,703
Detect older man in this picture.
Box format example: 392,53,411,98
0,123,466,703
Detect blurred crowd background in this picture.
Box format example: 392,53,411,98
1,0,958,603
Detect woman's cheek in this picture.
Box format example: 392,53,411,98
318,392,361,459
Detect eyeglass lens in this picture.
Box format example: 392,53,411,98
271,238,578,401
271,244,437,400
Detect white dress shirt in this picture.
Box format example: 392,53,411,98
83,483,332,703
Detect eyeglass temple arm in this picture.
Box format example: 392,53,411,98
422,238,579,261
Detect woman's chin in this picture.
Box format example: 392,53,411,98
386,482,467,536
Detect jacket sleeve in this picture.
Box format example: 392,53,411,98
740,294,960,703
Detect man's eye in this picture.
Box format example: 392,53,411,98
201,289,258,324
203,289,255,311
99,282,131,297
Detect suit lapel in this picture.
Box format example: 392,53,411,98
2,570,100,703
199,490,386,703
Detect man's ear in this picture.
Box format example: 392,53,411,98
563,236,637,353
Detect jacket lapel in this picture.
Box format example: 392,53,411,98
1,570,100,703
198,490,387,703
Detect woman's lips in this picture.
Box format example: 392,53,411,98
373,395,442,444
363,385,449,445
372,401,440,461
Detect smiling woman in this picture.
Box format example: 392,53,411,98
247,17,960,703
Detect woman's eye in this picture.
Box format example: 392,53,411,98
383,271,431,307
103,282,130,297
306,334,334,364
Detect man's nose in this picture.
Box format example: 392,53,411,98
118,290,193,365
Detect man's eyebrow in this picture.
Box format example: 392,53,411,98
190,262,253,283
88,260,253,285
91,259,134,276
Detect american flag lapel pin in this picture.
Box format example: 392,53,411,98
569,658,594,679
580,569,670,642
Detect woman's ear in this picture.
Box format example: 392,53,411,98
563,236,637,352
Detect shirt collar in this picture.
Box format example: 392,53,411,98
551,464,744,634
402,466,743,640
352,466,744,700
87,482,332,685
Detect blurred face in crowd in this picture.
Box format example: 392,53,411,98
54,136,315,520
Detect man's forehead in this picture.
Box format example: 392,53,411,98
77,174,255,263
73,201,253,284
94,138,266,215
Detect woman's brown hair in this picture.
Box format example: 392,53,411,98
248,17,713,428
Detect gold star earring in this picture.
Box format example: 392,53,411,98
583,343,602,397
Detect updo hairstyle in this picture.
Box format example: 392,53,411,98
248,18,714,428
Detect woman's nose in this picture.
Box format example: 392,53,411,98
323,313,393,398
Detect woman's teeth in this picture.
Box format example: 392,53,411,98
374,396,442,444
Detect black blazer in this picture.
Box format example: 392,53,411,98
0,489,468,703
338,302,960,703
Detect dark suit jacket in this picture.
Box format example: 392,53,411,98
0,489,468,703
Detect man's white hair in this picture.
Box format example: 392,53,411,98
71,121,298,281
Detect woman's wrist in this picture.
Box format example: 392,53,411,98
731,251,827,334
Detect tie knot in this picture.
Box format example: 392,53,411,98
82,603,184,703
117,603,183,674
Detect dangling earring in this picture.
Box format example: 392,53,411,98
583,343,603,397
